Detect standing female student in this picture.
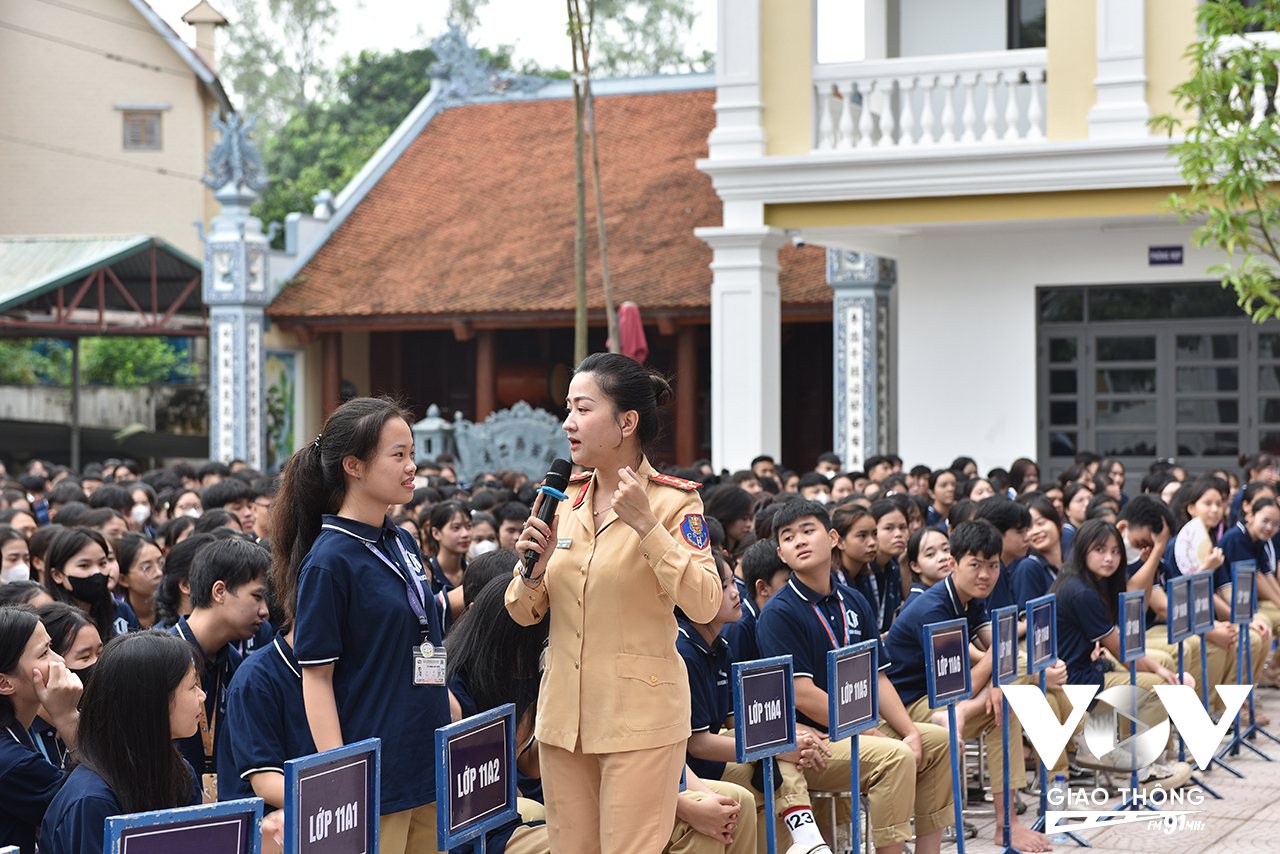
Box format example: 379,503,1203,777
274,397,450,854
508,353,721,854
39,631,203,854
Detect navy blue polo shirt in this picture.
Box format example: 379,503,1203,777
852,558,902,634
171,615,242,777
428,555,465,595
987,557,1016,612
294,514,449,814
1125,552,1174,632
40,762,200,854
722,579,761,664
676,620,733,782
0,723,64,854
1054,577,1115,688
27,715,68,772
756,575,888,734
903,581,929,608
1230,486,1246,528
926,506,945,529
218,632,317,804
237,619,274,657
1010,553,1057,615
1216,522,1270,591
111,597,139,637
1061,524,1076,562
885,576,991,706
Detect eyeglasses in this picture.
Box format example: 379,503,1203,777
253,500,273,511
135,559,165,577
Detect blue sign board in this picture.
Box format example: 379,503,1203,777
732,656,797,762
285,738,380,854
1026,594,1057,674
1231,561,1257,625
435,704,518,851
925,619,971,708
1148,246,1183,265
827,641,879,740
1119,590,1146,664
1166,575,1194,645
990,605,1019,688
105,798,263,854
1192,574,1215,633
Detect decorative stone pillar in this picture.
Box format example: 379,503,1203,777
828,249,896,472
1088,0,1150,139
200,114,270,467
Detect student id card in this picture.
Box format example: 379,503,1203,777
413,643,447,686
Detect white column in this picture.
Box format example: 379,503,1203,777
1087,0,1150,139
695,226,787,472
707,0,766,158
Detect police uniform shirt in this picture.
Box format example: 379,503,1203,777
1054,576,1115,688
171,615,242,776
0,723,64,854
722,578,760,664
294,514,449,813
218,631,317,802
39,762,199,854
1009,553,1058,616
853,558,902,635
756,576,888,734
676,619,733,782
884,575,991,706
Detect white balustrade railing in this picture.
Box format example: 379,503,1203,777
811,48,1048,151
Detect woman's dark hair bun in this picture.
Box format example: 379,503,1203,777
576,353,672,451
649,372,674,408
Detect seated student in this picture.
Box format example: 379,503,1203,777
960,478,995,503
797,473,833,504
1229,489,1280,683
0,606,82,854
829,474,855,504
40,631,204,854
198,481,258,537
756,500,953,854
901,526,952,608
859,501,906,635
1084,493,1119,524
1,525,30,584
1008,495,1063,614
422,500,471,594
831,504,877,591
42,528,122,641
0,581,53,609
667,766,757,854
885,521,1048,853
492,501,532,552
971,497,1029,613
1212,496,1277,695
723,540,789,665
153,533,214,628
250,477,278,542
1049,519,1191,782
1060,482,1094,559
467,511,499,560
861,455,892,484
679,551,830,854
170,538,270,801
29,604,101,769
115,533,164,630
947,498,976,532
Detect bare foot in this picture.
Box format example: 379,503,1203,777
1008,821,1052,852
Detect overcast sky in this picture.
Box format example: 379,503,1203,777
149,0,717,77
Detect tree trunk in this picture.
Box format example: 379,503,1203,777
581,9,619,355
570,0,588,367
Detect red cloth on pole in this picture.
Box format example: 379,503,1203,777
616,301,649,363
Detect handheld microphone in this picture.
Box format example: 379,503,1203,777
522,458,573,579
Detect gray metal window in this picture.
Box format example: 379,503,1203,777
123,111,161,150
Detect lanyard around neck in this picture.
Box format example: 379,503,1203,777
324,523,431,628
810,589,850,650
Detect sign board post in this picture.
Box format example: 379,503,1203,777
732,656,797,854
1165,575,1221,800
435,704,518,854
924,618,971,854
826,641,879,854
1187,573,1245,778
1112,591,1159,814
1220,562,1280,760
284,738,380,854
989,605,1019,854
105,798,263,854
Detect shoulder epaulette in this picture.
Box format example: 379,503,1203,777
649,473,701,491
569,472,592,483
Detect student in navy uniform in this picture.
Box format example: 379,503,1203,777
1227,452,1278,527
29,604,100,770
0,525,30,585
861,500,906,632
885,521,1047,853
830,504,878,603
0,606,82,854
971,497,1029,613
200,478,258,541
1228,491,1280,681
723,539,789,665
170,537,270,800
40,631,204,854
901,526,952,608
1059,482,1093,560
42,528,121,641
423,499,472,594
115,533,164,630
1008,495,1062,614
274,397,451,854
1212,495,1277,692
756,500,953,854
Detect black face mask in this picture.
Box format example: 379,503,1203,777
66,572,110,603
71,661,96,687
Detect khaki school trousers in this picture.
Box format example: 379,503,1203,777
904,694,1026,793
666,780,758,854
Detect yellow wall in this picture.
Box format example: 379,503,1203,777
761,0,813,156
765,185,1179,228
1045,0,1095,141
1146,0,1198,127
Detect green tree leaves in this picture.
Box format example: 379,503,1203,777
0,339,193,389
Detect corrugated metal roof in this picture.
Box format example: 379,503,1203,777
0,236,201,313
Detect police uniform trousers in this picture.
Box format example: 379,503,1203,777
666,780,758,854
540,738,686,854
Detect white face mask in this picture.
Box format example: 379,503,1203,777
813,492,831,505
1,564,30,584
468,540,498,561
184,508,202,519
1122,534,1144,567
131,505,151,525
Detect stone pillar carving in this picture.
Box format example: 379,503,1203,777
828,249,896,471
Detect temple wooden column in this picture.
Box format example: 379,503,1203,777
676,324,697,466
475,329,496,420
322,332,342,417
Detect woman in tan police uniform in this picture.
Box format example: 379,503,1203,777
506,353,724,854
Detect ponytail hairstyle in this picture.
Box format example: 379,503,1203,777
1051,518,1125,624
574,352,674,454
272,397,414,623
0,605,41,728
422,500,471,558
44,527,115,640
76,631,199,814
